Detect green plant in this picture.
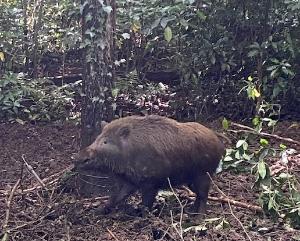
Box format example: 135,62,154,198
222,139,254,171
223,127,300,227
0,72,79,122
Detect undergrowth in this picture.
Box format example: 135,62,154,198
0,72,80,123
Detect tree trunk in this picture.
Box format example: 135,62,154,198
22,0,30,72
80,0,116,148
32,0,44,79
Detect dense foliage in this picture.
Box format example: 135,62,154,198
0,0,299,229
0,72,79,122
115,0,300,119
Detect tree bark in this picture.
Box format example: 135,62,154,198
80,0,116,148
22,0,30,72
32,0,44,78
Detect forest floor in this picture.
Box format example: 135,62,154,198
0,120,299,241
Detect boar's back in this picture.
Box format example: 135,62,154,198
102,115,224,182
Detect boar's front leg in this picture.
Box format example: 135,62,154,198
97,176,136,214
190,173,211,214
140,185,158,209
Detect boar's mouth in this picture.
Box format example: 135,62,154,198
73,149,98,171
74,157,99,171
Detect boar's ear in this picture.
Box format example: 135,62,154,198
118,126,130,138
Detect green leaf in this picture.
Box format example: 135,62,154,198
210,54,216,65
0,52,5,62
236,140,245,148
180,19,189,28
292,235,300,241
164,26,172,43
223,156,233,162
258,161,267,179
215,219,230,230
270,69,278,78
260,138,269,146
243,153,251,161
160,17,175,29
272,86,281,98
111,88,119,98
266,65,278,71
248,50,259,57
235,150,241,159
15,118,25,125
268,198,274,210
279,144,287,150
259,149,269,161
196,10,207,20
252,117,260,126
282,66,294,76
270,58,280,64
151,18,161,30
253,88,260,97
242,141,248,151
222,118,229,130
1,232,9,241
250,42,260,48
103,5,112,14
247,87,254,99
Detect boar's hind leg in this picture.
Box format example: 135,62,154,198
141,186,158,209
100,179,136,214
190,173,211,214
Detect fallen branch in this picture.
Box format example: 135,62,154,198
208,196,262,212
181,186,262,213
22,155,47,189
0,167,72,197
5,210,56,233
230,122,300,146
207,173,253,241
106,228,120,241
2,179,21,239
167,178,184,241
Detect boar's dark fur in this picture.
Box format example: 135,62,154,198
75,115,225,214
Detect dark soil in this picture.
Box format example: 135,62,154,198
0,121,299,241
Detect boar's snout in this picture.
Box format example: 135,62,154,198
73,147,96,168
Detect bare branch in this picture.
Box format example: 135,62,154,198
207,173,253,241
230,122,300,146
2,179,21,238
22,155,47,189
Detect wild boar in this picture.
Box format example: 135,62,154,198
74,115,225,214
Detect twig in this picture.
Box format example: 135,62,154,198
208,196,262,212
167,178,184,241
6,210,56,233
65,220,71,241
181,186,262,213
2,179,21,238
207,173,253,241
106,228,119,241
230,122,300,146
22,155,47,189
0,167,71,197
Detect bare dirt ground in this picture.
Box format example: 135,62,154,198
0,121,299,241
